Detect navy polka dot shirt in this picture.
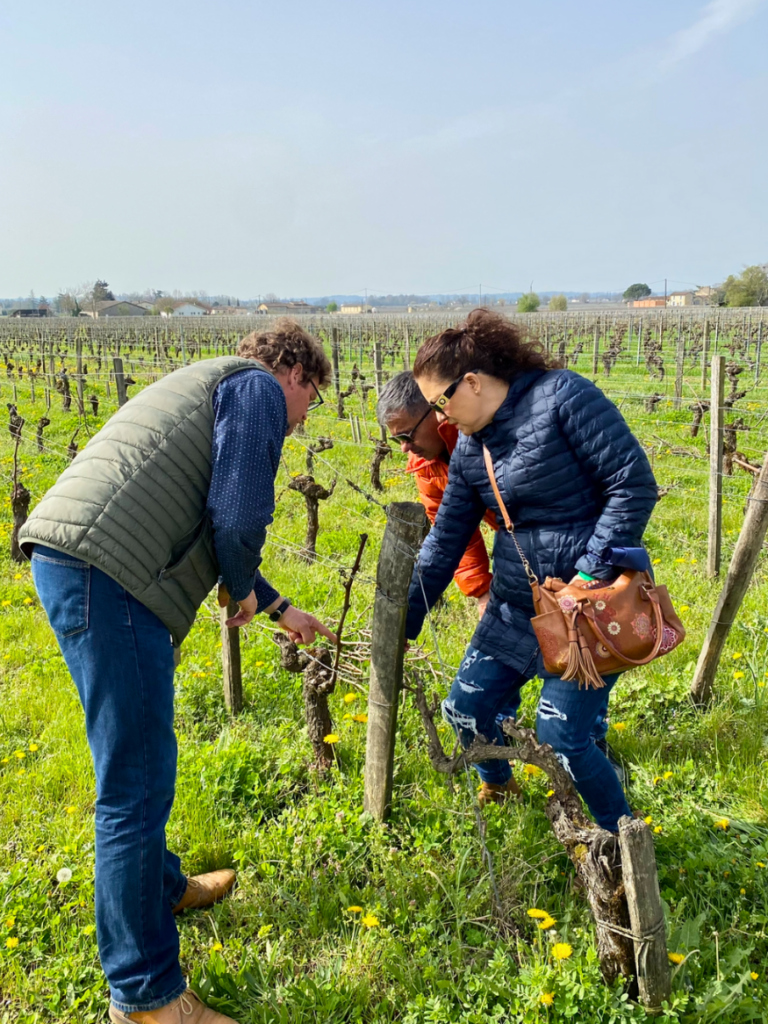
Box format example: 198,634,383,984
207,368,288,607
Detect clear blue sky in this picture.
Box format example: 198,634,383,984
1,0,766,298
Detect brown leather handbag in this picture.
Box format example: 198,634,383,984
482,446,685,689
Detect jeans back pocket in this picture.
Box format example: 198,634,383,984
31,551,91,638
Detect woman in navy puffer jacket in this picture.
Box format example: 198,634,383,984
405,310,657,832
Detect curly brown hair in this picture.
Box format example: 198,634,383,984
412,308,558,383
237,318,332,387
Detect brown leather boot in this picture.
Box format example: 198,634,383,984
172,869,236,915
477,776,522,806
109,988,238,1023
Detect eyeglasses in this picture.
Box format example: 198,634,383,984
307,379,324,411
428,371,476,412
388,406,433,445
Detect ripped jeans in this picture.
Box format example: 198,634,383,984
443,645,632,831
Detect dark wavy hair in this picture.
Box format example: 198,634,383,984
412,308,558,383
237,318,332,387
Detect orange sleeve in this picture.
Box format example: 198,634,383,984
411,461,493,599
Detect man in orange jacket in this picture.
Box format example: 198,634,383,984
377,371,497,617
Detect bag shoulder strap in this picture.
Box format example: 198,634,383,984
481,445,538,584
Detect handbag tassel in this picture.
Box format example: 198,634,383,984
560,610,606,690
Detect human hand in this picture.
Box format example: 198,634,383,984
476,590,491,619
224,590,258,627
277,605,338,646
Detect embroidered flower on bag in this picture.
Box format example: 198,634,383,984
558,596,576,612
632,612,652,639
595,600,606,611
607,621,621,636
650,624,678,654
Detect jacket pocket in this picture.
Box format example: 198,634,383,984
158,517,218,611
31,553,90,638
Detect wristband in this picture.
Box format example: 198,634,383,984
268,598,292,622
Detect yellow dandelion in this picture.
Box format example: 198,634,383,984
551,943,573,961
546,789,555,797
361,914,379,928
679,605,690,612
675,557,686,563
65,805,77,814
6,937,19,949
644,815,653,825
2,600,11,607
323,734,340,744
539,991,554,1006
652,558,661,565
733,671,744,680
732,652,743,659
757,862,766,868
714,818,729,830
4,917,15,929
613,722,626,732
211,942,223,951
352,713,368,723
255,661,265,668
13,573,22,580
83,924,96,936
653,776,662,785
23,598,33,605
1,758,9,764
654,826,663,834
14,752,25,760
669,952,685,965
740,888,746,895
28,744,38,752
343,693,357,704
663,771,674,780
538,916,557,930
523,764,541,777
527,908,548,919
752,972,759,980
346,906,363,913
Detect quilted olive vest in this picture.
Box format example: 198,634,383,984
20,357,270,645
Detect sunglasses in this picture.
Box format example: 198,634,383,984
307,379,324,412
428,371,477,412
388,406,433,445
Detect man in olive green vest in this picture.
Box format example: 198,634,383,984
21,320,336,1024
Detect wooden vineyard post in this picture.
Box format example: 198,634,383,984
373,326,383,396
701,319,710,390
591,322,600,377
618,816,671,1013
364,501,427,820
673,328,684,410
75,334,85,415
220,598,243,714
403,325,410,369
113,357,129,407
707,356,725,577
331,327,341,399
691,452,768,705
755,319,763,385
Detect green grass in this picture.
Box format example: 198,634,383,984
1,342,767,1023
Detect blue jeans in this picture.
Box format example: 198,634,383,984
31,547,188,1013
444,645,631,831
